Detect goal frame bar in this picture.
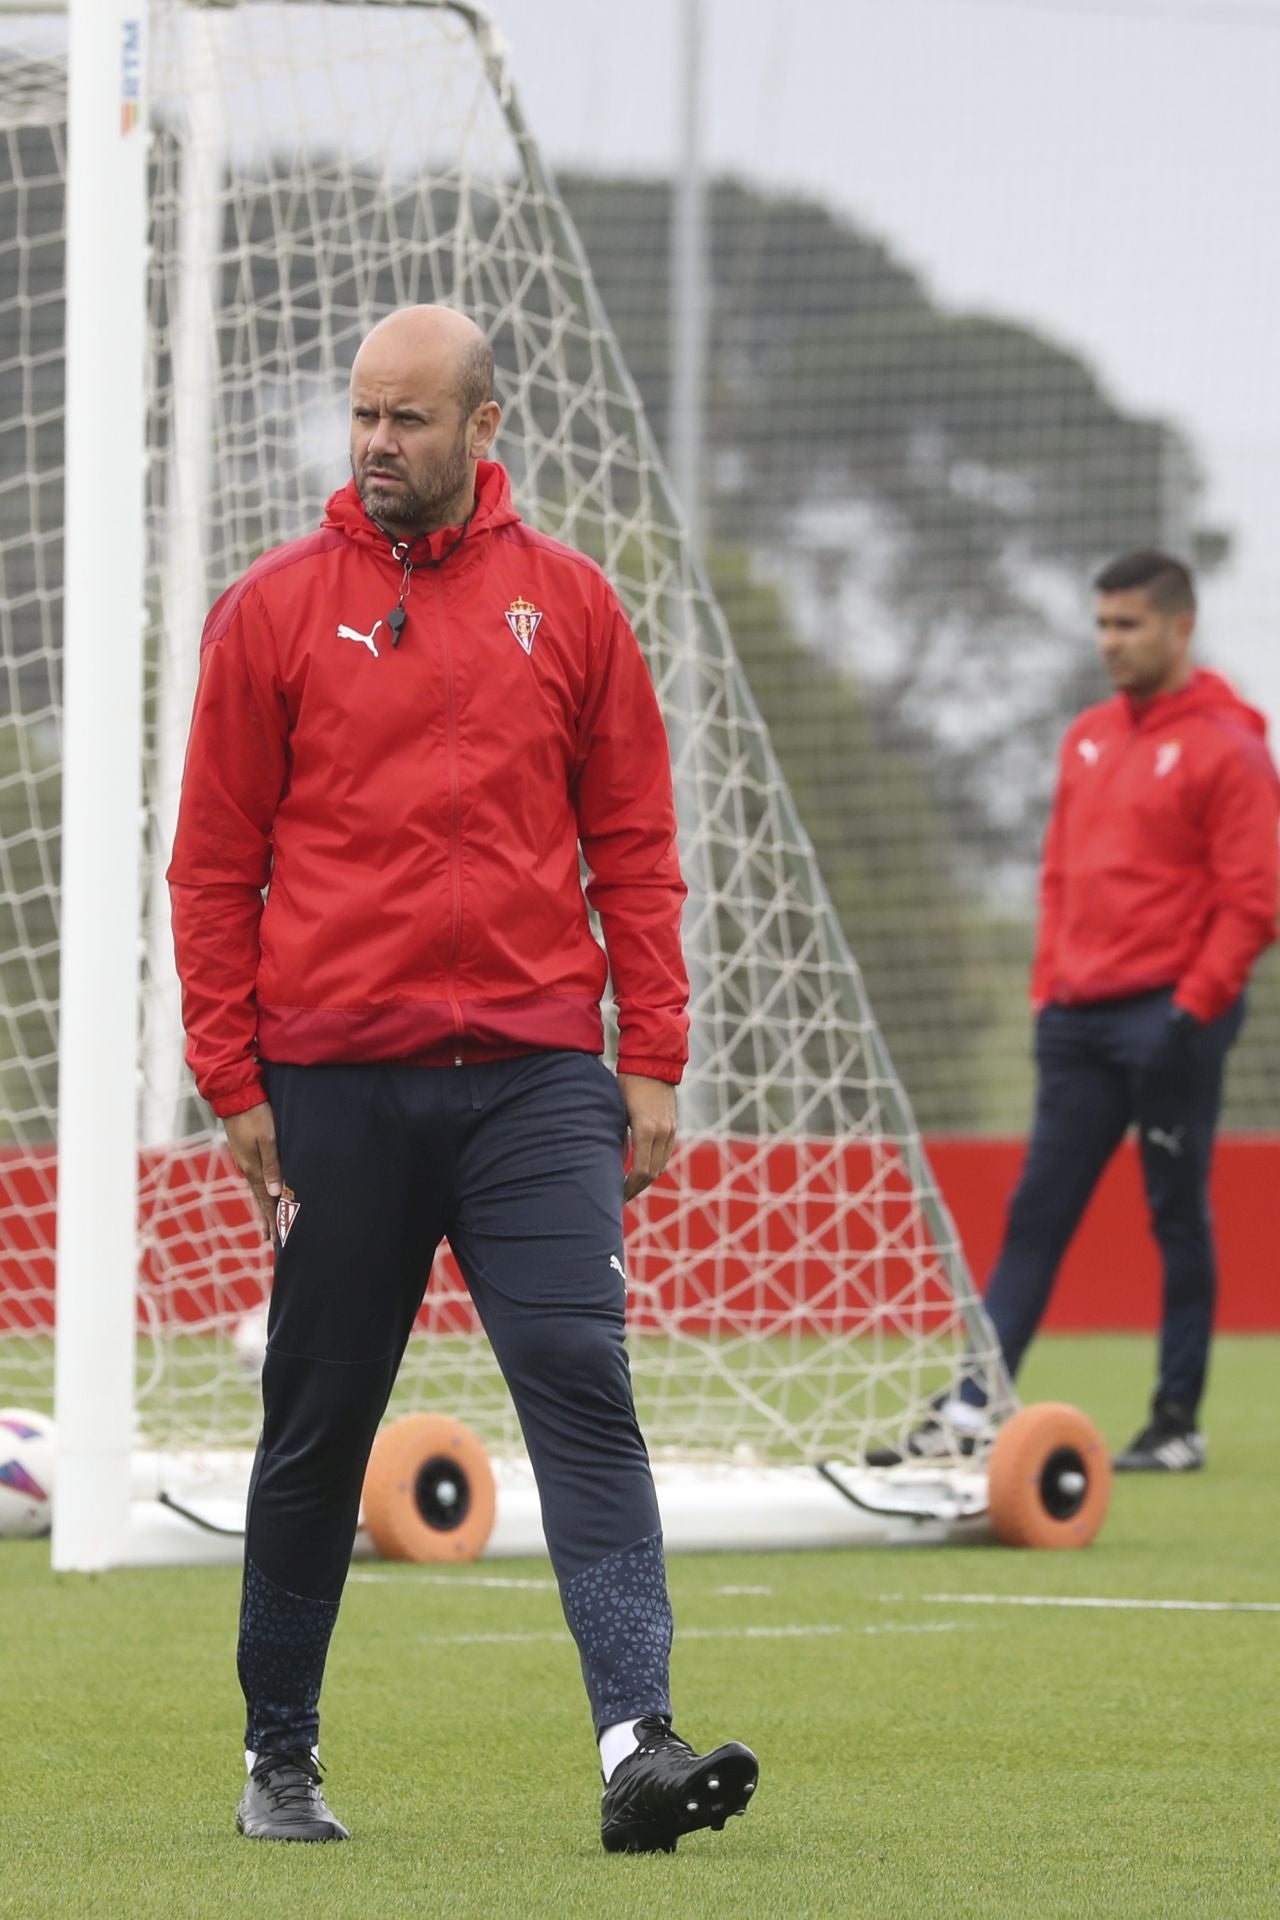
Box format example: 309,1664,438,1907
52,0,149,1572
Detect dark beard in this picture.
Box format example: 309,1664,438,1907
353,432,471,534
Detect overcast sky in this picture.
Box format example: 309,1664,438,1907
490,0,1280,718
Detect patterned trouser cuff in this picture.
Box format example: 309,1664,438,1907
561,1531,674,1735
238,1556,340,1754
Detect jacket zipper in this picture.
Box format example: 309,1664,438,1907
435,569,467,1055
372,516,470,1062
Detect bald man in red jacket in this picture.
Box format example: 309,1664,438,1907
170,306,757,1851
899,551,1278,1474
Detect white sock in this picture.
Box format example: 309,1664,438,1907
245,1745,318,1774
598,1719,642,1783
939,1397,988,1433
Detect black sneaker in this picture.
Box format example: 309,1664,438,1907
235,1749,350,1841
864,1393,989,1467
1113,1397,1205,1473
600,1716,758,1854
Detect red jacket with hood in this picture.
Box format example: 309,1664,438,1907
168,461,689,1118
1030,668,1279,1021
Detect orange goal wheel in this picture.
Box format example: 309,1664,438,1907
362,1413,496,1563
987,1401,1112,1549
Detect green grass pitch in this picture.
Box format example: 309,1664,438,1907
3,1334,1278,1920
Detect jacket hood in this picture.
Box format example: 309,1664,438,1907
322,457,521,560
1123,667,1269,740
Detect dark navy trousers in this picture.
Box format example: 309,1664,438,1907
979,989,1243,1415
238,1052,673,1754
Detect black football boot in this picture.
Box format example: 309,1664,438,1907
600,1715,758,1853
235,1749,349,1842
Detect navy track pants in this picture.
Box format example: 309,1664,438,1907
237,1052,673,1754
980,988,1243,1414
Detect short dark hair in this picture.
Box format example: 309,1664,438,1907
1093,550,1196,615
457,334,495,419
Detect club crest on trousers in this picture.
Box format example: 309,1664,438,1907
276,1185,300,1246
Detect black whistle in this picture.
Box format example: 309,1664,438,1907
387,607,407,647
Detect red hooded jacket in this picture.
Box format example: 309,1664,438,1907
168,461,689,1118
1030,668,1279,1021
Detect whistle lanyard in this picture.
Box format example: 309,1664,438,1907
382,509,476,648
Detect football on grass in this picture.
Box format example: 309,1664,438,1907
233,1302,270,1378
0,1408,55,1537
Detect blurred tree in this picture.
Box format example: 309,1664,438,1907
705,546,1031,1127
559,174,1229,877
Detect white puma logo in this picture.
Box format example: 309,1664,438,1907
1146,1126,1185,1158
337,619,382,659
610,1254,627,1283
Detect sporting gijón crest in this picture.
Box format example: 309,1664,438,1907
504,595,543,655
275,1185,300,1247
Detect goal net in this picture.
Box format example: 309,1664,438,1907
0,0,1010,1563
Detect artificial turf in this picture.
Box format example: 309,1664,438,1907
2,1333,1277,1919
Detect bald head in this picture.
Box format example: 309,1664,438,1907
349,306,500,535
353,306,495,420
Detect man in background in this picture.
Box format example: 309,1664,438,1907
900,551,1278,1471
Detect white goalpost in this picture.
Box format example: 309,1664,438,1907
53,0,149,1569
0,0,1109,1572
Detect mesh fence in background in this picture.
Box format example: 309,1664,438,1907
0,0,1009,1473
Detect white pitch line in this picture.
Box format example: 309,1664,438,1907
407,1621,957,1648
412,1625,850,1648
414,1632,574,1647
348,1571,557,1591
683,1625,844,1640
919,1593,1280,1615
862,1622,957,1635
351,1575,779,1598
